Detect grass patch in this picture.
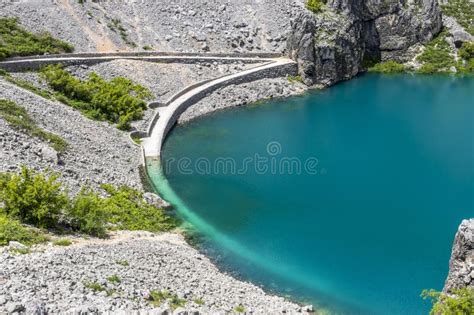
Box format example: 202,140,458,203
131,135,143,145
193,297,205,306
9,247,31,255
107,275,121,284
287,75,304,84
83,281,106,292
148,290,185,310
40,64,152,131
116,259,129,266
53,238,72,246
0,214,48,246
422,287,474,315
0,99,68,152
3,74,54,100
369,61,406,73
306,0,324,13
235,304,246,313
441,0,474,36
0,17,73,61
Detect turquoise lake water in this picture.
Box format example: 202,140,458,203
148,74,474,314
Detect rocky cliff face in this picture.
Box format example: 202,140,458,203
444,219,474,293
287,0,443,86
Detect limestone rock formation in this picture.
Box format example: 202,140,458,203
287,0,443,86
444,219,474,293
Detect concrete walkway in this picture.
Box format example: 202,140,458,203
142,58,297,157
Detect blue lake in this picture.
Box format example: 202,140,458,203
148,74,474,314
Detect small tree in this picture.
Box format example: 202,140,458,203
422,287,474,315
0,167,67,228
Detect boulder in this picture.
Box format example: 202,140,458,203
443,219,474,293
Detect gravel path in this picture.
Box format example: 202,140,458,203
0,231,308,314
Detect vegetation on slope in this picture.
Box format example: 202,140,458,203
306,0,324,13
368,61,406,73
370,31,473,74
0,99,68,152
0,167,177,244
441,0,474,36
40,64,152,130
422,287,474,315
0,17,73,61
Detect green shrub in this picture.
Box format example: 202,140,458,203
422,287,474,315
306,0,324,13
0,17,73,61
459,42,474,60
0,215,48,246
66,187,108,237
0,99,68,152
369,61,406,73
142,45,153,51
0,167,177,238
0,167,67,229
40,65,152,130
53,238,72,246
100,184,177,232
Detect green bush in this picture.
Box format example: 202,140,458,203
306,0,324,13
0,167,177,238
0,17,73,61
66,187,108,237
369,61,406,73
0,167,67,229
100,184,177,232
40,65,152,130
0,99,68,152
0,215,48,246
422,287,474,315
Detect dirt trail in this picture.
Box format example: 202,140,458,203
57,0,117,52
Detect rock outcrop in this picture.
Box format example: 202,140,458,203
287,0,443,86
444,219,474,293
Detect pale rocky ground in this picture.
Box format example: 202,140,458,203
0,0,305,54
0,231,309,314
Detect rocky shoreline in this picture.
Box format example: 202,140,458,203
0,231,309,314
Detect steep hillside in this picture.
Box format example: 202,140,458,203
0,0,306,53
